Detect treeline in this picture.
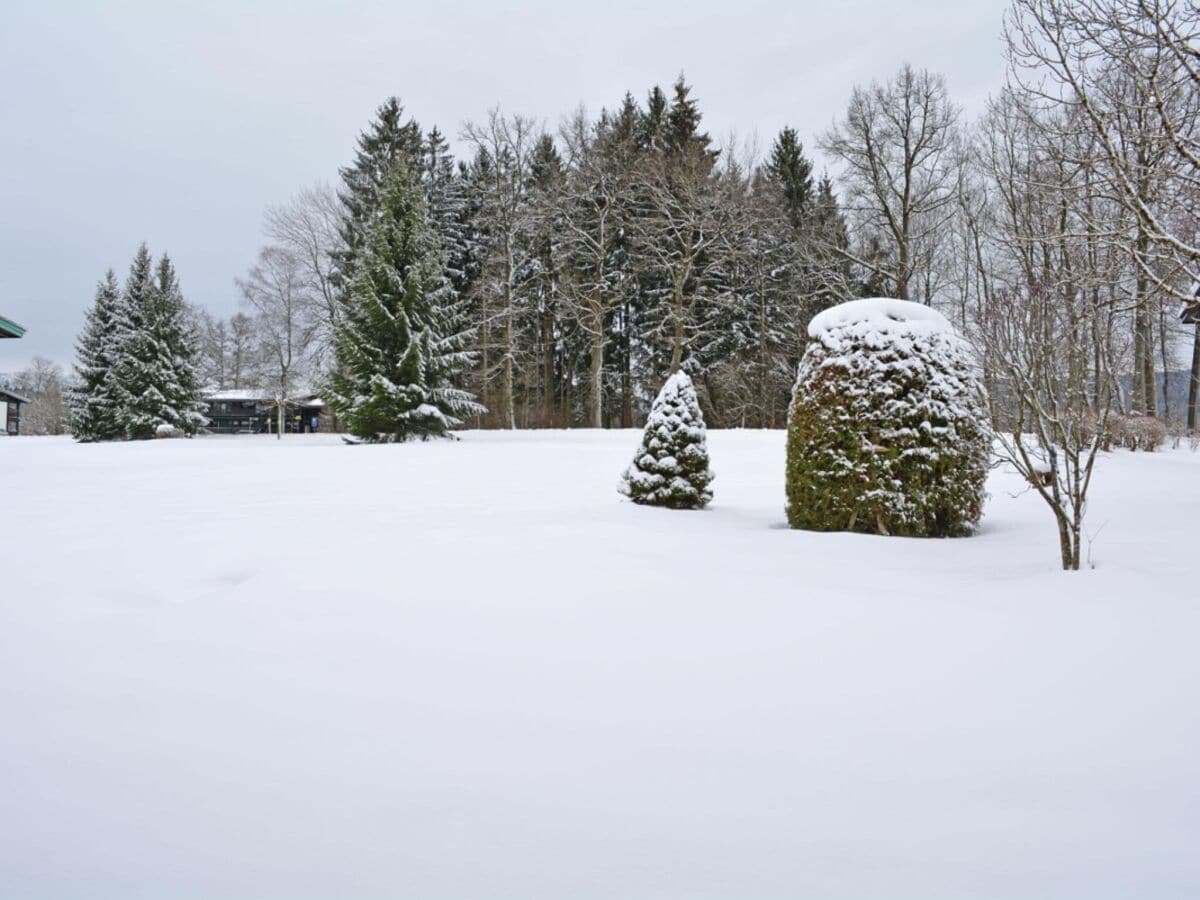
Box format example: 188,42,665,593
81,0,1200,440
203,76,856,433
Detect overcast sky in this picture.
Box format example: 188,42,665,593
0,0,1012,371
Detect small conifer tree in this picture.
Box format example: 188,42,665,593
619,371,714,509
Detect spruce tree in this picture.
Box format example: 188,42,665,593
107,245,204,439
766,127,814,230
524,134,566,425
106,245,162,439
619,371,714,509
329,162,481,441
336,97,425,287
422,126,478,302
702,172,799,427
664,74,717,169
638,86,668,150
152,254,207,435
69,269,123,441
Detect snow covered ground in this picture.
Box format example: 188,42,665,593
1,430,1197,899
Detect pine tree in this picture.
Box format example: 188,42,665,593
810,175,854,309
152,254,207,435
703,171,799,428
329,163,482,441
523,134,566,426
106,245,204,439
107,245,164,439
664,74,718,171
336,97,425,287
638,86,668,150
422,126,478,301
69,269,123,441
766,127,814,230
619,371,714,509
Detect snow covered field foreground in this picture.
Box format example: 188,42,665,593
1,430,1197,899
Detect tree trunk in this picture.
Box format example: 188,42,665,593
586,314,604,428
668,276,687,374
1188,323,1200,431
1159,303,1171,420
1132,230,1156,415
1055,512,1076,571
500,269,515,429
541,305,555,428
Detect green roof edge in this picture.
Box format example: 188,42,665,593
0,315,26,338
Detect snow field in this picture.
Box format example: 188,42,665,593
0,430,1197,899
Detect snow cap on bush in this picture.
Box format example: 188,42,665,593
620,371,714,509
786,297,991,536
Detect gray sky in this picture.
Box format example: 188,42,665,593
0,0,1011,372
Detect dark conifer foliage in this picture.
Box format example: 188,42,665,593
70,245,205,440
69,269,123,441
303,81,857,432
329,164,481,441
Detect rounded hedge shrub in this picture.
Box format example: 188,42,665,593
785,298,990,537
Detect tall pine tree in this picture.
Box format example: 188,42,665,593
69,269,123,441
329,163,482,441
336,97,425,288
766,127,814,230
152,254,207,434
106,245,204,439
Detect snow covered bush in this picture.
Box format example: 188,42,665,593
785,298,990,537
1111,414,1167,452
619,371,714,509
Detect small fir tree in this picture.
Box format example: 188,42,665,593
329,163,481,441
69,269,123,441
619,371,714,509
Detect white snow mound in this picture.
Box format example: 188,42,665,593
808,297,953,339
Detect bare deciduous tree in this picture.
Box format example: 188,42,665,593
462,111,539,430
264,183,343,367
11,357,67,435
1007,0,1200,423
237,246,320,438
970,89,1126,569
820,64,962,303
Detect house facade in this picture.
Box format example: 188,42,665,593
203,390,327,434
0,388,28,436
1,313,26,434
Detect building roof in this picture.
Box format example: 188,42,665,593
0,315,26,339
204,389,268,402
203,388,323,406
0,388,31,404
